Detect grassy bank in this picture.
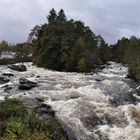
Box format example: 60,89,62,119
0,99,69,140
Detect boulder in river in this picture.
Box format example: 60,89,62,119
35,97,44,102
81,115,103,130
8,64,27,72
18,78,37,90
2,84,12,92
20,97,55,118
18,84,31,90
0,76,10,84
36,106,55,117
95,78,101,82
109,91,136,106
2,73,14,77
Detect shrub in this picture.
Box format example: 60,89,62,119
0,99,27,121
0,99,69,140
77,58,86,72
128,65,140,82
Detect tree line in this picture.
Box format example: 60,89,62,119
111,36,140,82
0,41,32,64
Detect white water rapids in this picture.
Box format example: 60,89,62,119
0,62,140,140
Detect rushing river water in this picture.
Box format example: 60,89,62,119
0,62,140,140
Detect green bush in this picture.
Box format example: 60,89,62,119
0,57,31,65
0,99,69,140
96,58,103,66
0,58,13,65
128,66,140,82
0,99,27,121
77,58,86,72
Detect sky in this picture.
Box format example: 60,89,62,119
0,0,140,44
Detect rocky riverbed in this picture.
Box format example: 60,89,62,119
0,62,140,140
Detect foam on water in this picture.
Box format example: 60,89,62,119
0,62,140,140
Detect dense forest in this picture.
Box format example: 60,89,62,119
30,9,112,72
111,36,140,82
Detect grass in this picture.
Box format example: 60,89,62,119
0,99,68,140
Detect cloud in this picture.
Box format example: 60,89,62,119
0,0,140,44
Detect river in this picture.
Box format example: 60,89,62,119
0,62,140,140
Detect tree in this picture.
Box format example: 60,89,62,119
27,25,41,43
0,41,10,58
47,8,57,23
112,36,140,82
13,43,32,65
97,36,112,63
57,9,67,23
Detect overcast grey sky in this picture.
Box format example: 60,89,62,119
0,0,140,44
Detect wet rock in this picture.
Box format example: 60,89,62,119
2,85,12,92
8,64,27,72
81,115,102,130
20,97,55,117
39,104,52,109
35,103,55,117
0,76,10,84
131,89,140,101
18,78,37,90
19,78,37,85
5,87,12,92
101,113,128,127
19,84,31,90
86,73,94,76
20,97,39,108
109,91,136,106
107,62,111,66
94,130,109,140
126,74,131,78
99,65,106,70
70,94,80,100
34,98,55,117
95,78,101,82
135,89,140,96
102,114,115,125
136,85,140,90
35,97,44,102
2,73,14,77
38,108,55,117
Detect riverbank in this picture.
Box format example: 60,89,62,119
0,98,69,140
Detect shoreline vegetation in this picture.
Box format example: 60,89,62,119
111,36,140,83
0,98,69,140
0,42,32,65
